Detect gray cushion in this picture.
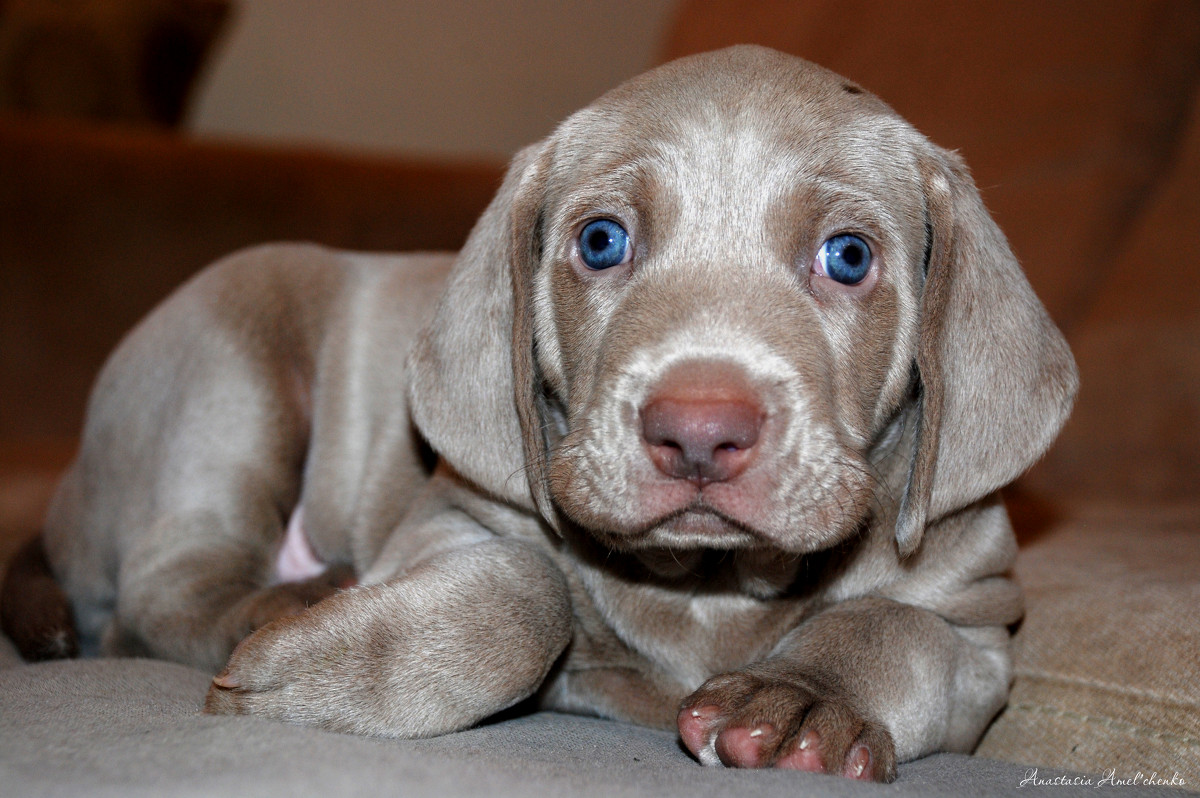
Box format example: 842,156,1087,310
0,658,1132,798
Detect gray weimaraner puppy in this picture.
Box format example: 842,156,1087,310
3,46,1077,781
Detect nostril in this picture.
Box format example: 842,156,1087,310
654,437,684,452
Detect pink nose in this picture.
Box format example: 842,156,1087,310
640,366,763,485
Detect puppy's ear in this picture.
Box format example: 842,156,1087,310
408,142,553,513
895,147,1078,556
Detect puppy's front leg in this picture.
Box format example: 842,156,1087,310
678,596,1011,782
204,538,571,737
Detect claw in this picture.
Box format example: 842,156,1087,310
211,670,241,690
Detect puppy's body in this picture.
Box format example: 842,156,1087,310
14,47,1076,782
43,248,448,667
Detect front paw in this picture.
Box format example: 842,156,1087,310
203,589,374,732
678,670,896,782
203,572,561,739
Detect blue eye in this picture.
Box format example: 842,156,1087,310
815,234,872,285
578,219,631,270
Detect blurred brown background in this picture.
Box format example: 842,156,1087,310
2,0,1198,513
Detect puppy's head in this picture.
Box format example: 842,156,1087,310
410,46,1077,557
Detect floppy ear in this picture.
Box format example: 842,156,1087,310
407,142,553,513
895,147,1079,556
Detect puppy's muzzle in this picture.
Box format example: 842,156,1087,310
639,361,765,486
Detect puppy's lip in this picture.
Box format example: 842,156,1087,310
598,501,765,550
585,495,861,556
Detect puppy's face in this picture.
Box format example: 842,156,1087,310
534,54,929,553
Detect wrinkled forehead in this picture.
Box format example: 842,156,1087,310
544,53,923,224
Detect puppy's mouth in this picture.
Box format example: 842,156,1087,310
547,412,875,554
598,500,763,551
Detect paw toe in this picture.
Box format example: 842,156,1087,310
775,730,825,773
677,704,719,759
715,723,775,768
842,742,874,780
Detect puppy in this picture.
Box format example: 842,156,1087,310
4,46,1077,782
